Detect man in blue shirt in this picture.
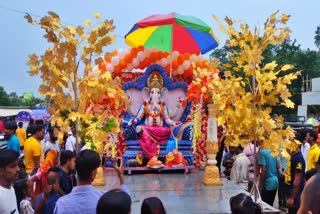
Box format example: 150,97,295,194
4,121,20,153
285,139,305,214
58,150,76,195
258,147,278,206
54,150,129,214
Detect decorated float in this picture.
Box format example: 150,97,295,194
98,51,220,174
92,13,223,175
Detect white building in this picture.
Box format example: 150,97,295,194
298,77,320,120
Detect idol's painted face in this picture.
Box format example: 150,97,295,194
150,88,161,102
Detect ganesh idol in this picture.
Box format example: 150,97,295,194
128,72,181,168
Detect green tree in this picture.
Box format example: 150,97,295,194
0,86,10,106
315,26,320,51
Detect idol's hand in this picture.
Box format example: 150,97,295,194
128,118,137,126
172,121,182,127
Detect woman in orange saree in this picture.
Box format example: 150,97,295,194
33,149,58,195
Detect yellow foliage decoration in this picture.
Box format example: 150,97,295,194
192,12,301,158
25,11,126,153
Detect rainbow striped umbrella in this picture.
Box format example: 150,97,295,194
125,12,219,55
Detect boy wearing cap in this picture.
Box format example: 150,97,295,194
284,137,305,214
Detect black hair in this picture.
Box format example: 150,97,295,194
29,119,34,125
48,126,55,134
238,144,244,151
35,120,44,125
47,166,59,174
76,150,101,181
33,124,44,135
0,150,19,168
230,193,261,214
96,189,131,214
306,169,319,181
141,197,166,214
4,121,18,131
18,122,23,128
14,179,28,212
60,150,76,166
308,130,318,141
295,132,304,143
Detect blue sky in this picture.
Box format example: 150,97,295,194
0,0,319,96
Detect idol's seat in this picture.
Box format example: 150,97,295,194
121,64,194,167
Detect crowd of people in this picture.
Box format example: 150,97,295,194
0,120,168,214
2,118,320,214
223,128,320,214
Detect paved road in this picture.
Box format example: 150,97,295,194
96,169,249,214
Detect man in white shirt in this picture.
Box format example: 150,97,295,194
231,144,251,186
0,150,20,214
44,127,61,155
301,138,310,168
65,127,76,152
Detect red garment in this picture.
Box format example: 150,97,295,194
138,126,171,159
165,151,187,167
0,121,4,133
34,149,58,195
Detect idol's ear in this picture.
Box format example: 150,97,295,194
160,87,169,101
142,87,150,102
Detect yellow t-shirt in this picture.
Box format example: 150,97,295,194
307,143,320,171
16,128,26,147
24,136,42,173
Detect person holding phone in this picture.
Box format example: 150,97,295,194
54,150,129,214
34,167,63,214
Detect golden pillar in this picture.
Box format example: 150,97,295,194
202,103,223,186
92,166,106,186
92,142,106,186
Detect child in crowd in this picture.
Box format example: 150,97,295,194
96,189,131,214
141,197,166,214
230,193,261,214
14,179,34,214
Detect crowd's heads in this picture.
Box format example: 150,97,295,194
295,132,304,144
33,124,45,141
29,119,34,125
0,150,20,181
47,167,59,185
96,189,131,214
14,179,33,211
306,130,318,144
141,197,166,214
60,150,76,170
4,121,18,137
229,146,235,153
230,193,261,214
18,122,23,128
234,145,244,155
76,150,101,182
49,126,58,142
71,126,76,134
